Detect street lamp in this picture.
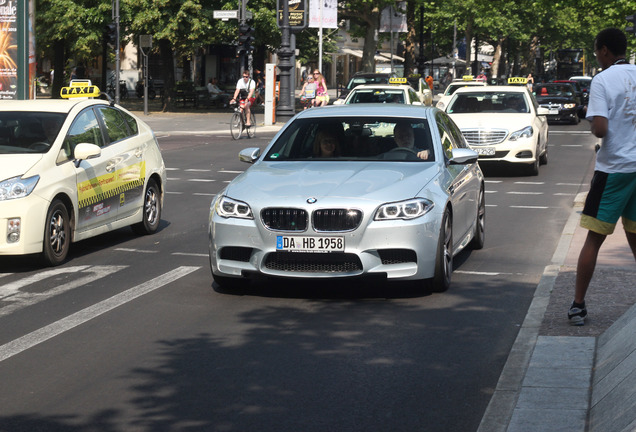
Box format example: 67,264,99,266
276,0,295,123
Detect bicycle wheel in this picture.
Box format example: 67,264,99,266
246,112,256,138
230,112,243,140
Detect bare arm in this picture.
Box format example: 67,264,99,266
590,116,608,138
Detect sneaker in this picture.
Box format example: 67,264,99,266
568,302,587,326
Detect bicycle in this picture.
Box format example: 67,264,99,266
230,98,256,140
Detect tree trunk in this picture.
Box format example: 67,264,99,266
465,19,473,76
52,39,66,99
159,39,176,112
361,15,378,73
403,1,416,77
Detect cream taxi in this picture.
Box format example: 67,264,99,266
436,76,488,110
444,85,549,176
334,78,426,106
0,81,166,265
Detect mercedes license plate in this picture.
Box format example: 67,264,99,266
474,147,495,156
276,236,344,253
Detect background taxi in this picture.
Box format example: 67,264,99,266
436,76,488,110
337,79,425,106
445,85,549,176
0,82,166,265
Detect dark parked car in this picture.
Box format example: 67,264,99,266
336,72,396,102
533,83,581,124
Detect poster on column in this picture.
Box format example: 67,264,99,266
0,0,17,99
308,0,338,29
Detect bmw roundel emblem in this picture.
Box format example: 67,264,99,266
307,197,317,204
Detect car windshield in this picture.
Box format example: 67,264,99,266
447,92,529,113
0,112,67,154
264,117,435,162
347,89,405,104
444,83,480,96
346,76,389,90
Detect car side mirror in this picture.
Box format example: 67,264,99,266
449,148,478,165
239,147,261,164
73,143,101,167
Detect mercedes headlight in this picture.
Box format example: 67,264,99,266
0,176,39,201
509,126,533,141
215,195,253,219
375,198,434,220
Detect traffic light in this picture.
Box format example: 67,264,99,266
238,23,255,54
626,14,636,36
104,22,117,46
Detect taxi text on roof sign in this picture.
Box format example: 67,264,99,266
507,77,527,85
389,77,407,85
60,80,101,98
462,75,475,81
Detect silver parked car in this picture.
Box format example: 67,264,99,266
208,105,485,292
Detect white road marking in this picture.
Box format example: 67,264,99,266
0,266,127,317
485,180,503,183
172,252,209,257
219,170,243,174
114,248,158,254
510,205,549,209
556,183,581,186
0,266,200,363
166,191,184,194
507,191,543,195
514,181,544,185
193,193,216,196
165,167,179,171
188,179,215,182
185,169,211,172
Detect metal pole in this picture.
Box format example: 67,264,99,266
113,0,120,104
276,0,295,123
318,0,323,73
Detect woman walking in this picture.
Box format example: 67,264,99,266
313,70,329,106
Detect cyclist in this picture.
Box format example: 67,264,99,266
230,70,256,126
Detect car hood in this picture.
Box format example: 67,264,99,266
448,113,532,131
225,161,439,206
0,155,43,180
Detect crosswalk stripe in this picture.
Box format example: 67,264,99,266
0,266,200,363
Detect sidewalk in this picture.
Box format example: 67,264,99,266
479,193,636,431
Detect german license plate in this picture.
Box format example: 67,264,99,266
474,147,495,156
276,236,344,253
549,109,559,115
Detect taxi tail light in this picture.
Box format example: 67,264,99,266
7,218,21,243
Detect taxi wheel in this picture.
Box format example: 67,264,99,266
431,208,453,293
42,200,70,266
132,179,161,235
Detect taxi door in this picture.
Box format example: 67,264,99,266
93,106,145,222
67,108,120,232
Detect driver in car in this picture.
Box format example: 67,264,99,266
393,122,430,160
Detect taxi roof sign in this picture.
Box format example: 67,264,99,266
61,80,101,98
462,75,475,81
389,77,407,85
507,77,528,85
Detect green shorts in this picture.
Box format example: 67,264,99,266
581,171,636,235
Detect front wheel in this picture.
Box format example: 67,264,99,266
41,199,70,266
132,179,162,235
246,112,256,138
230,112,243,140
469,188,485,250
431,208,453,292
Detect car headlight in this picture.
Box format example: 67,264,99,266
509,126,533,141
563,103,576,109
215,195,253,219
0,176,39,201
375,198,434,220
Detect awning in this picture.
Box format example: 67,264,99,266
338,48,403,63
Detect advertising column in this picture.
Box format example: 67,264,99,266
0,0,34,100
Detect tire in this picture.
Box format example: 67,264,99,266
246,112,256,138
527,146,540,176
132,179,162,235
41,199,70,266
431,208,453,293
539,143,548,165
230,112,243,140
148,89,157,100
469,187,485,250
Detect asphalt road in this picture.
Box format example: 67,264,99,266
0,120,597,431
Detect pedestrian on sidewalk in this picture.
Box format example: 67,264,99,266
568,27,636,326
299,74,317,109
313,70,329,106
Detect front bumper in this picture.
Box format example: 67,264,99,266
469,137,537,165
208,206,442,282
0,194,50,256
